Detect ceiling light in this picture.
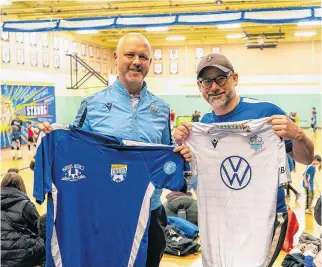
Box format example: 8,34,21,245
297,21,322,26
226,33,246,39
76,30,98,34
216,0,223,4
145,26,168,32
217,23,241,29
166,36,185,41
294,31,316,37
0,0,12,5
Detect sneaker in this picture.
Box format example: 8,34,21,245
295,193,301,201
12,156,15,160
290,243,307,254
305,209,312,214
304,243,319,258
17,157,22,160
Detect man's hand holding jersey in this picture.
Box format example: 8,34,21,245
173,122,191,145
267,115,314,164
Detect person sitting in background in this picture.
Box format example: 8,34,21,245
303,155,321,213
7,168,19,174
1,172,45,267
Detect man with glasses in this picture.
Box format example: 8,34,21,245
173,53,314,267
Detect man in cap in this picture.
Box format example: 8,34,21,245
173,53,314,266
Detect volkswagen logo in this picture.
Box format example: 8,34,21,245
220,156,252,190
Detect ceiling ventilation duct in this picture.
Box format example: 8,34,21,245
244,32,284,49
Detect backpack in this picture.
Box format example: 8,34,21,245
164,225,200,256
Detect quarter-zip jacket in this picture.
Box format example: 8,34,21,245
74,77,174,210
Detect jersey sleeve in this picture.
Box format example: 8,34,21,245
142,148,184,191
33,131,54,204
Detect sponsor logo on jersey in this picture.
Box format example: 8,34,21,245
220,156,252,190
105,103,112,111
249,135,264,151
111,164,127,183
207,122,251,134
164,161,176,175
62,164,86,181
149,103,160,116
211,139,218,149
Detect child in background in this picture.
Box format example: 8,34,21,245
26,121,36,155
10,125,22,160
303,155,321,213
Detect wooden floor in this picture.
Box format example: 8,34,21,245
1,129,321,267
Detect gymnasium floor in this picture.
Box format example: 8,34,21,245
1,128,321,267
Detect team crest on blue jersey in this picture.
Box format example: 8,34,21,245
149,103,160,116
220,156,252,190
62,164,86,181
249,135,264,151
111,164,127,183
164,161,176,175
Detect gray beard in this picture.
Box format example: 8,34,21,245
211,92,235,108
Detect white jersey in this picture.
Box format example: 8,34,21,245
185,118,288,267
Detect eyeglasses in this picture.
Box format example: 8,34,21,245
199,75,231,89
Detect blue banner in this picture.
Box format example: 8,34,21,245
0,84,56,148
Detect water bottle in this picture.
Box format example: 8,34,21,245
177,205,187,220
304,255,314,267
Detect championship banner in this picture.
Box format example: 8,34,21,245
0,84,56,148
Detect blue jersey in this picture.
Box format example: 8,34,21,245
34,124,184,267
303,165,316,191
11,130,21,141
201,97,292,213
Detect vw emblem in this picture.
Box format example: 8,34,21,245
220,156,252,190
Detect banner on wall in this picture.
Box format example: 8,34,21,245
0,84,56,148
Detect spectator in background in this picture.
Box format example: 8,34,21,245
293,112,299,126
170,109,176,128
311,107,317,134
10,114,23,133
191,110,200,122
288,112,295,123
1,172,45,267
10,125,22,160
303,155,321,213
26,121,37,156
